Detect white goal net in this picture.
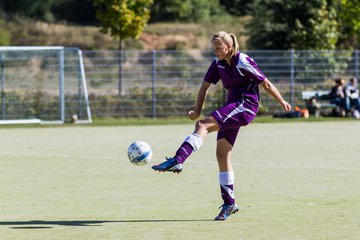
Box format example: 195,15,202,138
0,46,91,124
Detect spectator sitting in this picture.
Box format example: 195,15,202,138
329,78,346,117
345,78,360,117
306,95,321,117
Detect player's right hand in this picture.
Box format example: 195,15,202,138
188,110,199,120
282,101,292,111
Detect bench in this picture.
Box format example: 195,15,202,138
301,90,336,117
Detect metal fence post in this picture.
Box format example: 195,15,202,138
1,55,4,120
59,48,65,123
152,50,157,118
290,49,295,106
355,49,359,80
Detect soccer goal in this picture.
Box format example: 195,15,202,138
0,46,92,124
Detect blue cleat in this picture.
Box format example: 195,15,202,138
152,157,183,173
214,203,239,221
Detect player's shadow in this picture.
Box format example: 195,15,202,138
0,219,214,229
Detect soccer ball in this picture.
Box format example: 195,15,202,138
127,141,153,166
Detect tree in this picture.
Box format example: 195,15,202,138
219,0,254,16
94,0,152,51
52,0,97,24
93,0,153,94
246,0,339,50
337,0,360,49
150,0,229,23
0,0,55,22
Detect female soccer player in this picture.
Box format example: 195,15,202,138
152,31,291,221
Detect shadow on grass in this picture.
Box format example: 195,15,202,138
1,219,214,228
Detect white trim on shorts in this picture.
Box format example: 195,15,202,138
222,101,256,123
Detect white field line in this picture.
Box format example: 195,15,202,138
1,151,360,172
0,151,118,160
234,162,360,172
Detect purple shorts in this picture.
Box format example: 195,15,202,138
211,101,257,146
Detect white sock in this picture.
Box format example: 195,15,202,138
219,171,235,185
184,133,203,151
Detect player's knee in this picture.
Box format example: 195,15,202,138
195,119,205,130
196,118,215,131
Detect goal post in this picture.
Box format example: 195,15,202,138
0,46,92,124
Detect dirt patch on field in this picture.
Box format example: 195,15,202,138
140,32,209,50
5,18,250,50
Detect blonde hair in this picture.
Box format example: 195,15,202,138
211,31,239,58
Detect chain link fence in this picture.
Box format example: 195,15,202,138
82,50,359,118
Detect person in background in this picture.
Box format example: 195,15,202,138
345,78,360,116
329,78,346,117
306,95,321,117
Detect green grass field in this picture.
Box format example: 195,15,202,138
0,121,359,240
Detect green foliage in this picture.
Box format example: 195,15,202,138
0,0,55,22
339,0,360,35
1,0,360,52
247,0,339,50
0,85,224,119
93,0,153,49
150,0,231,23
0,20,11,45
91,0,153,94
219,0,253,16
52,0,96,24
293,50,353,87
89,86,197,118
337,0,360,49
0,30,10,46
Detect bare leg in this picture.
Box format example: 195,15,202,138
152,116,219,172
216,138,237,217
193,116,219,140
216,138,233,172
174,116,219,163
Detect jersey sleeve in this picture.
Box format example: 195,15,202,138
203,60,220,84
237,53,266,83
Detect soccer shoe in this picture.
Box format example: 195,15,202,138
152,157,183,173
214,203,239,221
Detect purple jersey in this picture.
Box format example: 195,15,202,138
204,52,266,113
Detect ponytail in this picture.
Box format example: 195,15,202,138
229,33,239,54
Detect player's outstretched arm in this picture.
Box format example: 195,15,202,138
188,81,211,120
261,78,291,111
